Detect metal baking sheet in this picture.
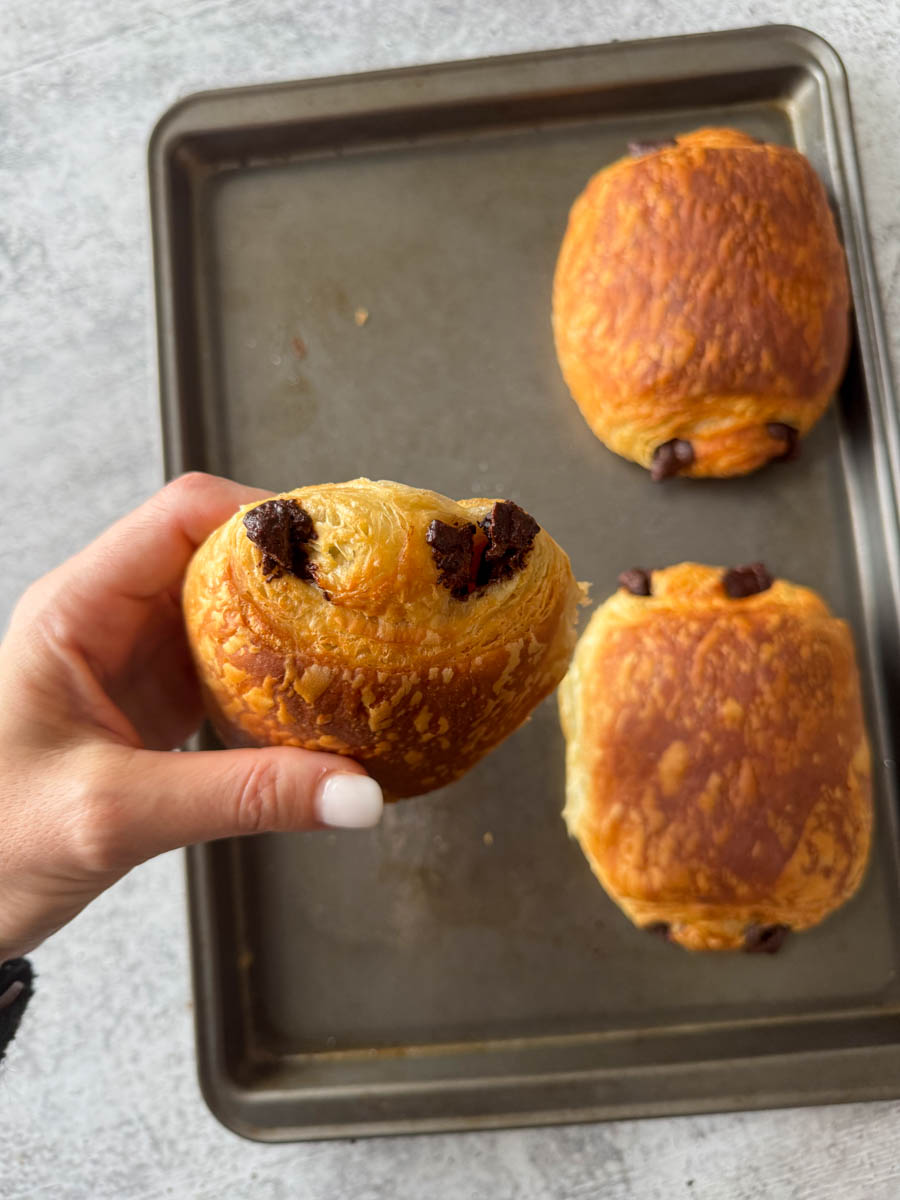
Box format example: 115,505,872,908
150,25,900,1141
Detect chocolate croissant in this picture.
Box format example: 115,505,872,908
183,478,581,798
559,563,872,951
552,128,850,479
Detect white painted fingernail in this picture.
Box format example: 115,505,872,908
315,774,383,828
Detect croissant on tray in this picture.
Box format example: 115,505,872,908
559,562,872,951
552,128,850,479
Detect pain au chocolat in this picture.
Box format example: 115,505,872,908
552,128,850,479
558,562,872,951
183,478,581,797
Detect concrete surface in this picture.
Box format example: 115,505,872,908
2,1,900,1197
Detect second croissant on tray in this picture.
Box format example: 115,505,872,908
559,562,873,951
552,128,851,479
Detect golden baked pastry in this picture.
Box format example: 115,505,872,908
559,562,872,951
183,478,581,798
552,128,850,479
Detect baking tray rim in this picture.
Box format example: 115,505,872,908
147,22,846,157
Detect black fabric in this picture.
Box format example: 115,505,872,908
0,958,34,1062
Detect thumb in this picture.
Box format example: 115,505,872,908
89,745,384,866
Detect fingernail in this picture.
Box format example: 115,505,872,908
315,774,383,829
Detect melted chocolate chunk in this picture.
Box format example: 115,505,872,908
651,438,694,482
645,921,671,940
628,138,677,156
477,500,541,586
426,500,540,599
723,562,773,598
426,519,476,599
243,498,317,582
743,924,790,954
618,567,652,596
767,422,801,462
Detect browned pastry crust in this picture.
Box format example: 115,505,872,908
183,478,582,798
552,128,851,478
558,563,872,950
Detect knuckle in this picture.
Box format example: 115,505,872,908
234,756,285,835
6,576,59,640
65,755,131,875
17,576,49,614
167,471,215,500
148,472,216,524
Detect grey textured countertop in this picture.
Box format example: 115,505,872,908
3,2,900,1197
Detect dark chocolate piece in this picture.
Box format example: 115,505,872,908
427,500,540,598
650,438,694,482
628,138,677,156
723,562,773,598
644,922,671,940
243,498,317,582
426,520,477,600
618,567,652,596
477,500,541,586
743,923,790,954
767,421,801,462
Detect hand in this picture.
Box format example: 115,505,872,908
0,473,383,961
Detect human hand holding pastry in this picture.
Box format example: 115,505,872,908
0,473,384,962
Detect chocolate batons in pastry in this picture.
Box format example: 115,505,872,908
552,128,850,478
183,478,581,798
558,563,872,951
